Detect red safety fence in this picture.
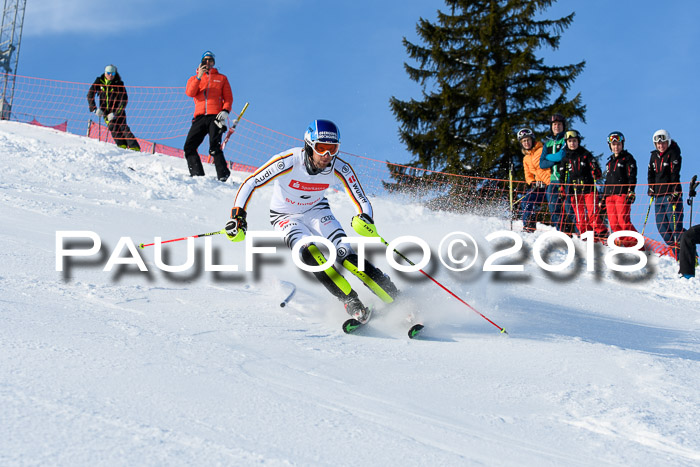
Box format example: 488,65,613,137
2,72,695,258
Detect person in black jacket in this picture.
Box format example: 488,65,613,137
561,130,607,239
87,64,140,151
678,225,699,279
647,129,683,247
602,131,639,246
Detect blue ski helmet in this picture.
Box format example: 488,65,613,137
201,50,215,64
607,131,625,147
303,119,340,175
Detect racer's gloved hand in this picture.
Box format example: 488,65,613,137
107,113,115,122
647,187,654,197
351,213,377,237
94,109,104,117
671,192,682,202
626,192,636,204
215,110,229,129
226,207,247,242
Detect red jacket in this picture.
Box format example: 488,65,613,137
185,67,232,117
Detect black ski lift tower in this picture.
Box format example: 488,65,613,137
0,0,27,120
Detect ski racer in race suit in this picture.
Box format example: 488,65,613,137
224,119,399,322
647,129,684,247
87,64,141,151
602,131,640,247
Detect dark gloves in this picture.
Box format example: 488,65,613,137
671,192,682,202
626,192,636,204
647,187,654,197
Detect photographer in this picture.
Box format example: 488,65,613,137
183,51,233,181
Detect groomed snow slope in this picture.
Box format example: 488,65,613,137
1,121,699,466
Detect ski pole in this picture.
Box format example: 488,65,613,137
351,217,507,334
641,197,653,236
138,229,226,249
508,162,514,231
221,102,250,151
688,175,698,228
385,237,507,334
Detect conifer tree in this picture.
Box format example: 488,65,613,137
389,0,585,181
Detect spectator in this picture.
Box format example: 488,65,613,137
602,131,639,247
678,225,699,279
647,129,684,248
539,113,574,232
517,128,549,232
224,119,399,323
87,64,140,151
184,51,232,181
561,130,607,239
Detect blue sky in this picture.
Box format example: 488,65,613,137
19,0,700,196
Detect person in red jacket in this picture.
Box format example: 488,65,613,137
184,51,233,181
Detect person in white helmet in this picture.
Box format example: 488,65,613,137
647,129,684,248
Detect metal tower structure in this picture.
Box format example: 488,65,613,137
0,0,27,120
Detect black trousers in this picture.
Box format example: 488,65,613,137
183,114,230,179
108,113,140,150
678,225,700,276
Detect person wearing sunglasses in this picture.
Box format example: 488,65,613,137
517,128,549,232
87,64,141,151
539,113,576,233
183,50,233,181
224,119,399,324
601,131,640,247
647,129,684,248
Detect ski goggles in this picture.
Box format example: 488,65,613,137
653,133,669,143
311,141,340,157
517,128,534,141
607,133,624,144
550,113,565,123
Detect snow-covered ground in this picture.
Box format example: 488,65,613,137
1,121,698,466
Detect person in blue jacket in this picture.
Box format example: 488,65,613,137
539,113,574,232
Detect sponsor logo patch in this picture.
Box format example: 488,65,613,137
289,180,329,191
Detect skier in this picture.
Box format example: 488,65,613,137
224,119,399,323
517,128,549,232
560,130,608,239
87,64,141,151
647,129,684,248
601,131,639,247
539,113,575,233
184,51,232,181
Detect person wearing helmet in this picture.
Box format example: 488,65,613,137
183,51,233,181
602,131,640,247
517,128,549,232
647,129,684,248
224,119,399,323
539,113,575,232
87,64,141,151
560,130,607,239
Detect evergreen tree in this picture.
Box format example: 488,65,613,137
389,0,585,183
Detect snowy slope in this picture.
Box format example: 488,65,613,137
1,121,699,466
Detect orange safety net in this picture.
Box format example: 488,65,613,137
3,72,694,258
